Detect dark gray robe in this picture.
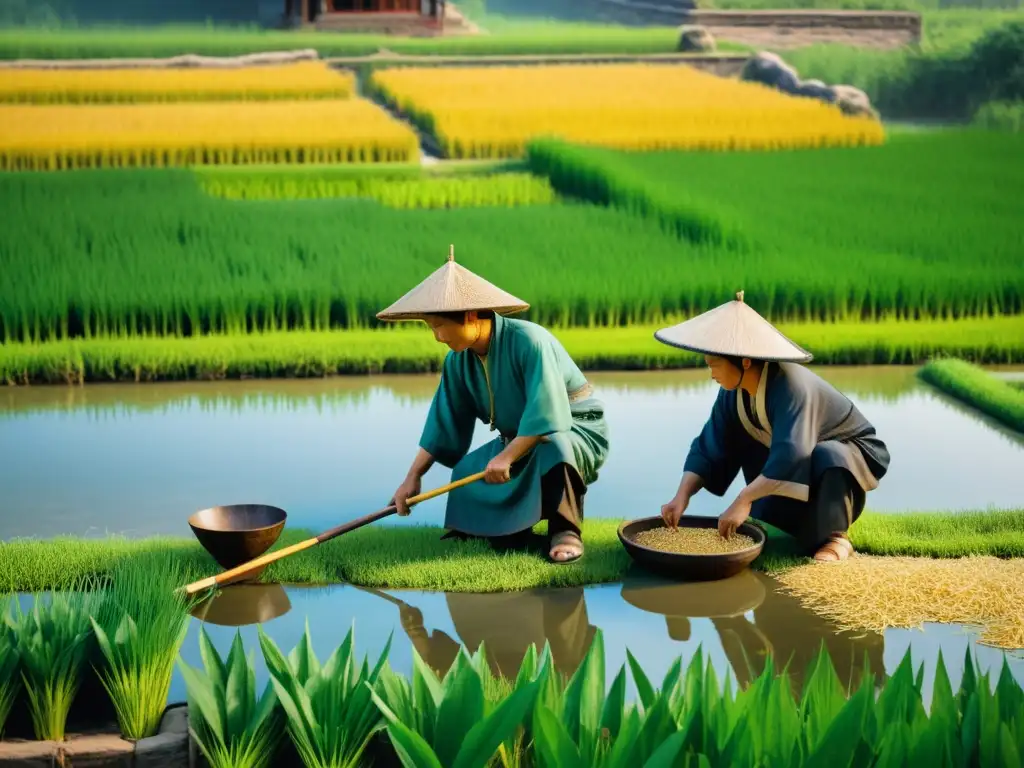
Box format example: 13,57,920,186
684,362,890,527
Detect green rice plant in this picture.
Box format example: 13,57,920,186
0,595,20,738
524,130,1024,323
2,509,1022,595
1,127,1021,345
1,315,1021,387
178,627,283,768
0,22,697,61
919,357,1024,432
256,621,393,768
368,640,543,768
973,100,1024,132
7,580,104,741
530,631,688,767
198,170,556,209
89,553,197,740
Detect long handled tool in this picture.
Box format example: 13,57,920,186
181,471,486,596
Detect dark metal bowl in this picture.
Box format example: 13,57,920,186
188,503,287,581
617,515,765,582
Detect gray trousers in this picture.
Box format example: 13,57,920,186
750,468,865,553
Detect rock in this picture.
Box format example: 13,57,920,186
796,78,837,103
833,84,878,118
134,706,189,768
677,25,716,53
0,739,57,767
740,51,801,94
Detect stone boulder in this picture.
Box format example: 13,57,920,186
677,25,716,54
740,51,801,95
796,78,837,104
741,50,879,118
833,84,879,119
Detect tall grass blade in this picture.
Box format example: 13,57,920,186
257,622,391,768
90,553,196,739
178,628,282,768
11,582,102,741
0,596,20,738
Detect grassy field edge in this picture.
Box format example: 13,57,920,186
2,509,1021,594
919,357,1024,433
2,315,1022,384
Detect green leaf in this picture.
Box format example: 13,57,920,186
515,643,538,690
451,678,540,768
530,702,583,768
178,658,225,743
600,665,627,739
384,719,445,768
433,650,485,768
800,644,848,755
802,675,874,768
603,708,643,768
626,650,656,713
996,722,1022,768
641,729,687,768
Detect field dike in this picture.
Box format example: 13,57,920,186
919,357,1024,434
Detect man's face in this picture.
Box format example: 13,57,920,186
705,354,745,390
425,312,478,352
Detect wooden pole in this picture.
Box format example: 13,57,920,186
300,0,309,24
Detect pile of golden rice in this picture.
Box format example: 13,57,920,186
774,554,1024,651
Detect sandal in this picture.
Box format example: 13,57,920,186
814,535,854,562
549,530,584,564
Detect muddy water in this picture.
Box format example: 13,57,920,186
0,366,1021,540
170,571,1024,709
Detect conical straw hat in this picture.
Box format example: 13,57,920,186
654,291,813,363
376,244,530,321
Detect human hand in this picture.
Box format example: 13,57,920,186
660,493,690,530
391,475,421,516
718,496,752,539
485,454,512,484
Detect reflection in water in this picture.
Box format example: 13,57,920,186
356,585,598,683
167,577,1024,708
619,567,885,697
190,583,293,627
1,366,1022,540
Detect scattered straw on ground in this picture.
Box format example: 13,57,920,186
774,554,1024,651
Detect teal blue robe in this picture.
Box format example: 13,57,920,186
419,313,610,537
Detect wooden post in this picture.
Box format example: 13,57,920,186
300,0,308,23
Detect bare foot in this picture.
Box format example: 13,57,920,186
814,535,854,562
549,530,583,563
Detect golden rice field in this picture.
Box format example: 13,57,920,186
0,99,419,169
0,61,355,103
369,63,886,158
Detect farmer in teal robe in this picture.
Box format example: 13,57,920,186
654,291,890,562
376,245,610,563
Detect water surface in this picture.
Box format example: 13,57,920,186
1,366,1021,540
176,572,1024,708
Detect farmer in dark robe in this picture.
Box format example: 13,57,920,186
656,291,890,562
619,568,885,698
377,245,610,564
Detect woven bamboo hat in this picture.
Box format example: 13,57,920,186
376,244,530,321
654,290,813,363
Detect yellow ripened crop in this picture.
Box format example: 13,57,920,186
0,61,355,104
0,99,420,169
370,63,886,158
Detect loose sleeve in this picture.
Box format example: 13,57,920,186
760,374,818,501
682,389,743,497
418,355,476,468
516,335,573,438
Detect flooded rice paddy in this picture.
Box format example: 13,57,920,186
3,365,1023,705
1,366,1022,540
